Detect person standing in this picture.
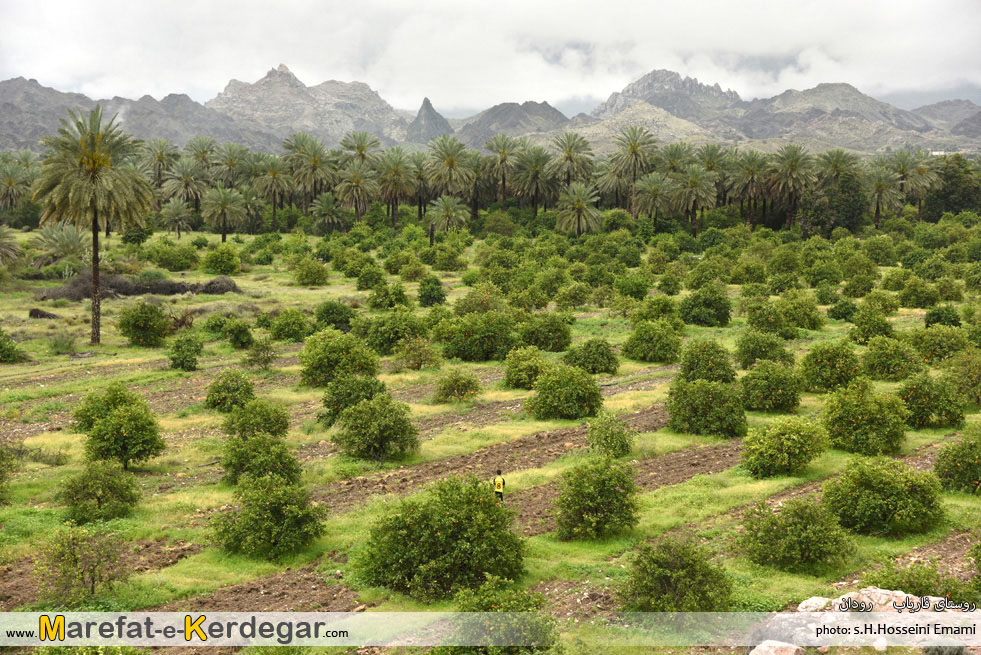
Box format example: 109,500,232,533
493,469,505,502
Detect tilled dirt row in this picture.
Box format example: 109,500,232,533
0,538,201,611
313,403,670,513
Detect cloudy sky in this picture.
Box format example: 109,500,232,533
2,0,980,116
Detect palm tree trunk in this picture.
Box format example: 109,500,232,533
874,202,881,229
105,219,110,239
531,191,539,220
272,193,278,230
418,196,424,222
500,171,506,209
221,217,227,243
91,212,101,345
785,195,794,230
429,222,435,247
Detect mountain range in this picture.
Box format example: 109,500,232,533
2,64,980,155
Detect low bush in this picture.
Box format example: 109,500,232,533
222,398,290,439
899,276,939,308
503,346,551,389
85,403,164,470
317,376,387,428
849,306,893,344
619,536,731,611
454,282,507,316
56,461,140,524
562,338,619,375
679,285,731,327
269,308,314,342
352,308,428,355
823,457,943,535
867,560,968,602
861,336,925,381
587,410,635,458
740,361,802,413
393,336,442,371
201,243,241,275
167,332,203,371
204,370,255,413
555,458,638,540
631,295,684,331
292,257,329,286
925,304,962,328
827,298,858,321
299,329,379,386
314,300,355,331
0,328,27,363
746,299,797,339
436,312,517,362
367,282,411,309
823,378,908,455
776,291,824,331
433,369,481,403
555,281,591,309
117,301,171,347
355,475,525,600
244,336,277,369
740,498,850,570
934,430,981,492
842,273,876,298
518,313,572,352
862,289,900,315
223,319,253,349
335,393,419,460
448,576,560,654
943,348,981,404
667,379,747,438
417,275,447,306
679,338,735,383
741,417,827,478
899,373,964,429
34,526,127,607
614,273,649,300
527,365,603,420
622,320,681,363
798,340,860,391
211,474,325,560
221,432,301,485
733,330,795,369
905,325,970,364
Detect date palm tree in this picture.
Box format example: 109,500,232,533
140,138,179,191
30,223,91,267
612,126,656,219
340,131,381,167
184,136,217,177
428,194,469,234
769,144,815,230
0,163,30,210
311,192,344,234
162,157,206,212
409,151,430,222
658,142,695,173
867,165,903,229
670,163,716,236
252,155,293,229
733,150,769,225
595,159,630,209
425,134,475,197
212,143,250,191
546,132,594,188
0,225,23,265
816,148,859,187
556,182,602,237
377,147,416,227
160,197,191,239
33,105,153,344
283,133,335,212
513,145,553,218
202,184,247,242
485,134,521,209
635,172,670,230
335,160,379,220
907,154,939,219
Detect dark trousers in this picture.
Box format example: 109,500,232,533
495,491,504,501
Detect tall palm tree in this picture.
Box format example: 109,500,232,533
311,192,344,234
546,132,594,187
33,106,153,343
670,163,716,236
201,184,247,242
159,198,191,239
0,225,23,265
212,143,250,191
485,134,521,209
907,154,939,219
611,126,656,219
425,134,475,197
635,172,670,230
409,151,430,222
513,145,553,218
0,163,30,210
252,155,293,228
428,195,469,233
697,143,733,205
556,182,602,237
816,148,860,187
733,150,769,225
658,142,695,173
283,133,335,211
184,136,217,176
340,131,381,167
769,144,815,230
867,166,903,229
240,188,266,234
595,159,630,209
162,157,206,212
140,138,179,191
335,160,379,220
376,147,416,227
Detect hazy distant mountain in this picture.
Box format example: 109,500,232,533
2,65,980,154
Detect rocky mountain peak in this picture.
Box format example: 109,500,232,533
407,97,453,143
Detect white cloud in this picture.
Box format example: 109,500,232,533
1,0,980,113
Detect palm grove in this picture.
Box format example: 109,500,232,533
1,105,980,344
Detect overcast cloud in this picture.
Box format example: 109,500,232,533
2,0,980,116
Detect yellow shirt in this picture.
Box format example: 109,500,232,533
494,476,505,492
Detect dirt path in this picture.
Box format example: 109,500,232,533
0,538,201,611
313,403,670,513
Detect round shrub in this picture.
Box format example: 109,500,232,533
679,285,731,327
934,430,981,492
842,273,876,298
335,393,419,460
352,308,427,355
72,383,141,433
56,461,140,524
827,298,858,321
293,257,329,286
393,336,442,371
0,328,27,363
317,375,387,428
562,338,619,375
85,403,164,470
746,300,796,339
823,378,907,455
201,243,241,275
815,283,839,305
450,576,560,654
355,475,524,600
776,291,824,331
211,474,326,560
356,265,385,290
244,335,277,369
555,281,591,309
555,458,638,540
679,338,735,383
117,301,171,347
740,361,802,413
222,398,290,439
436,312,517,362
619,536,731,612
269,308,314,342
587,410,635,458
740,498,849,570
614,274,649,300
925,304,962,328
204,370,255,412
905,325,970,364
631,295,684,331
899,276,939,308
622,320,681,363
202,312,229,336
823,457,943,535
223,319,254,349
527,365,603,420
221,432,301,485
943,348,981,404
733,330,794,370
299,329,379,386
433,369,481,403
849,306,893,344
518,313,572,352
503,346,550,389
657,275,682,296
899,373,964,429
417,275,447,307
667,379,747,438
167,332,203,371
861,336,925,381
862,289,900,315
741,417,827,478
454,282,507,316
314,300,355,331
367,282,411,310
798,340,860,391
